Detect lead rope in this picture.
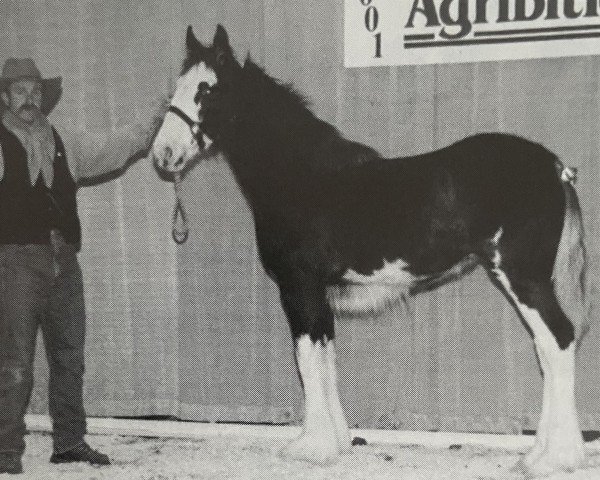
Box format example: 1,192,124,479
172,172,189,244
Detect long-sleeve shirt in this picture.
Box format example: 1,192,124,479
64,119,159,184
62,101,166,185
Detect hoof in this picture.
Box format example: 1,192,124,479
338,442,352,455
513,448,586,478
279,434,340,465
337,430,353,454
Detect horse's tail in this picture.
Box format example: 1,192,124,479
552,161,590,346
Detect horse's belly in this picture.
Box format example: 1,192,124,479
327,259,416,315
342,258,416,286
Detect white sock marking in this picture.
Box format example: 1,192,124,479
323,340,351,450
295,335,336,441
492,267,584,472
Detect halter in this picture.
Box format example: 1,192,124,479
168,105,203,141
166,93,213,244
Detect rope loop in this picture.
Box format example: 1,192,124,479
172,172,189,244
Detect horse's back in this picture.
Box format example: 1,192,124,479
423,132,561,193
402,133,565,230
320,132,567,278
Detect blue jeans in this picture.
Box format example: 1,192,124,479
0,243,86,455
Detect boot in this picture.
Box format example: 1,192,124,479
0,452,23,474
50,442,110,466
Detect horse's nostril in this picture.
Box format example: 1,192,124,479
163,158,169,169
175,156,184,167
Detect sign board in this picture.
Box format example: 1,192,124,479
344,0,600,66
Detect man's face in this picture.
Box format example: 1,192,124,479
1,78,43,123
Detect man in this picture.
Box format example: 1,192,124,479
0,58,164,474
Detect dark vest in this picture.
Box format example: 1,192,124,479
0,122,81,250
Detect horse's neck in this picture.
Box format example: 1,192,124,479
226,144,301,205
221,72,342,206
223,101,307,172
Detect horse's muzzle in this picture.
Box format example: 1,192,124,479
152,146,183,172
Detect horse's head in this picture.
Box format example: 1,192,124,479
152,24,238,172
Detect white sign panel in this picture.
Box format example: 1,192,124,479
345,0,600,67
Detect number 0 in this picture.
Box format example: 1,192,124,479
364,6,378,32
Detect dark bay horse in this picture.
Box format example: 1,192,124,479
152,25,590,477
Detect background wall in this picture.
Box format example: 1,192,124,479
1,0,599,433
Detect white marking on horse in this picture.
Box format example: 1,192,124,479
327,259,415,314
492,267,584,475
327,284,406,315
343,258,415,286
323,340,351,452
152,62,216,170
281,335,339,463
171,62,217,121
491,227,503,268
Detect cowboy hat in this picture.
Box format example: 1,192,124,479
0,58,62,115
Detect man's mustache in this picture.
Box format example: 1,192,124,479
19,104,38,112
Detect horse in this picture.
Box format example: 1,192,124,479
152,25,590,477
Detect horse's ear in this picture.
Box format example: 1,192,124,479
213,24,231,66
186,25,202,53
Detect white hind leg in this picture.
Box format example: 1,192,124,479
519,340,584,476
493,268,585,477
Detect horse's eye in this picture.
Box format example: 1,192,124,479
198,82,210,94
194,82,212,104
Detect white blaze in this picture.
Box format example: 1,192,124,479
152,62,217,171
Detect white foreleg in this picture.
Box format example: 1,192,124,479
280,335,340,464
323,339,352,452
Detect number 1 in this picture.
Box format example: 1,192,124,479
374,32,381,58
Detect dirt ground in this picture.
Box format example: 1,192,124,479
6,431,600,480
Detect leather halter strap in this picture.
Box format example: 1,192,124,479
168,105,202,138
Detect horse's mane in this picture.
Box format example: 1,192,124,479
241,57,312,113
237,58,379,170
239,58,344,142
